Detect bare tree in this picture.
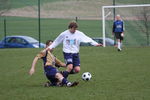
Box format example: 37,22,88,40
0,0,11,16
136,6,150,46
141,7,150,46
134,0,150,46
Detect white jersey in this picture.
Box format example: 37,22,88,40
48,30,98,53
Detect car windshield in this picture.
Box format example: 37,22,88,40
25,37,38,43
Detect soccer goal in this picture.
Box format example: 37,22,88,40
102,4,150,47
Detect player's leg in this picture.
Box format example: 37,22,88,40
115,32,122,51
55,72,79,87
44,77,58,87
62,53,74,78
66,64,73,72
44,66,58,86
44,67,78,87
55,73,69,86
117,39,121,51
70,53,80,74
44,66,68,87
120,35,124,50
70,66,80,74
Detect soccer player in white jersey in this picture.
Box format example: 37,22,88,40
47,21,102,78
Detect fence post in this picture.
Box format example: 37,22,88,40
113,0,116,45
75,17,78,22
38,0,41,48
4,18,7,44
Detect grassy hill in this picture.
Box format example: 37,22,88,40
9,0,150,9
2,0,149,19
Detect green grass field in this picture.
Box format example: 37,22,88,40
0,47,150,100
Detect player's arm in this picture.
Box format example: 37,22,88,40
40,49,47,55
47,33,65,51
121,21,125,37
80,32,102,46
55,58,66,68
29,57,39,75
29,51,45,75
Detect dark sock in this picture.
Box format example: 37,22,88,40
62,78,69,85
69,69,76,74
62,71,69,78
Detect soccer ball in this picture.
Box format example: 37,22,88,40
82,72,92,81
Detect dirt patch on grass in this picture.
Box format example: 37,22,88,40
3,0,111,20
2,0,144,20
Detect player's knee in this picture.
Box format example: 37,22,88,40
67,64,73,72
74,67,80,73
55,73,63,79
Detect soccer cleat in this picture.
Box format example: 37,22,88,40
69,69,76,74
117,48,122,51
67,81,79,87
44,81,51,87
70,81,79,87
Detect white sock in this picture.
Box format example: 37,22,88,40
120,43,122,48
118,42,121,49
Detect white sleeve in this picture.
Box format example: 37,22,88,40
80,32,98,46
48,33,64,49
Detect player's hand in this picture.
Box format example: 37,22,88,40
112,32,114,35
55,64,61,68
46,48,53,52
96,43,103,47
61,63,67,67
121,33,124,37
29,68,35,75
55,63,66,68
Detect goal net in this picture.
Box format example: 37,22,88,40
102,4,150,47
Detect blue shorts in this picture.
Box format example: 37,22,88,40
63,52,80,67
44,66,59,86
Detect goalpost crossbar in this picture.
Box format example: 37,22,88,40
103,4,150,9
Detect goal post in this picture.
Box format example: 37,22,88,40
102,4,150,47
